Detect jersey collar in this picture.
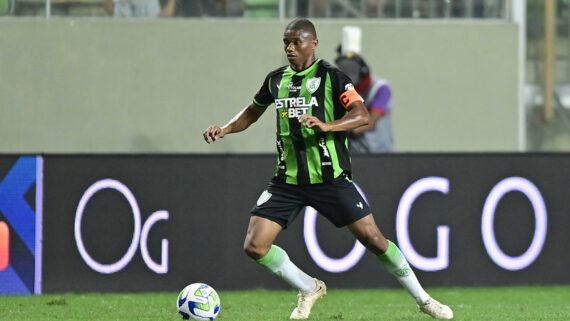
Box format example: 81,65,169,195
287,58,321,76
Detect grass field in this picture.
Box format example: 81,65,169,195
1,286,569,320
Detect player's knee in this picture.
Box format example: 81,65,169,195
360,233,388,255
243,240,268,260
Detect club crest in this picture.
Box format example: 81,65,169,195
257,190,272,206
306,77,321,94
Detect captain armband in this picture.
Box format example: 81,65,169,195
339,89,364,109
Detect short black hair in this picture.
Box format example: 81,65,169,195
286,18,317,39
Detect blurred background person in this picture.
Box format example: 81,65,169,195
335,26,393,153
104,0,177,17
178,0,234,17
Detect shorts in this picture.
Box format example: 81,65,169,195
251,174,371,229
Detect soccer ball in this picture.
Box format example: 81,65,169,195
177,283,221,320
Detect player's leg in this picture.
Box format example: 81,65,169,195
347,214,428,301
243,215,282,260
348,214,453,319
244,215,315,290
243,215,324,319
249,180,328,319
244,215,315,292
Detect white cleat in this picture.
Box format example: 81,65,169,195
418,297,454,319
290,279,327,319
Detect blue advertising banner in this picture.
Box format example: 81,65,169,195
0,156,43,295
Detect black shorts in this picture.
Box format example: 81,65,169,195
251,174,371,229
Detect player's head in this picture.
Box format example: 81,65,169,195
335,52,370,86
283,19,319,70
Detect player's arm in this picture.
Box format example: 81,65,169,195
298,89,369,133
352,109,384,135
203,103,267,143
299,101,369,132
352,84,390,135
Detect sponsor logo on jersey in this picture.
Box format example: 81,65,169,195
277,140,285,162
318,138,330,158
275,96,319,118
288,83,302,93
277,82,302,93
306,77,321,94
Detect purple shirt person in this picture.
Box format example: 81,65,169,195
336,52,393,153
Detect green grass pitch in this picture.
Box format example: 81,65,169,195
1,286,569,320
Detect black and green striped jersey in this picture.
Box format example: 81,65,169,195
253,59,360,185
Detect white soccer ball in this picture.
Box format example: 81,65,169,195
177,283,221,320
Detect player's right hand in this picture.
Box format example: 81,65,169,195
203,125,225,144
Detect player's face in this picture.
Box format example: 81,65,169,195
283,28,318,71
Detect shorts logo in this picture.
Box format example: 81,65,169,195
356,202,363,209
306,77,321,94
257,190,272,206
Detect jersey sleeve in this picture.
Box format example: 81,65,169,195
332,69,364,110
253,73,273,107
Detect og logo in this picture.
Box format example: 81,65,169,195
75,179,169,274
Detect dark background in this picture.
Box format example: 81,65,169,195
39,154,570,293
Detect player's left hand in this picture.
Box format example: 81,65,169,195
298,114,330,132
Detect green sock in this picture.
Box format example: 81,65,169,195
256,244,286,272
378,240,411,276
378,240,430,304
256,245,315,293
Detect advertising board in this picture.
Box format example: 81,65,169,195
2,154,568,293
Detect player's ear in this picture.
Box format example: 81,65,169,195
312,39,319,49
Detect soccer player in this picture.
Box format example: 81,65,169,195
203,18,453,320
